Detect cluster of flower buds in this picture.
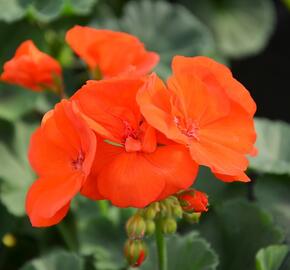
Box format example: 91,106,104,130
124,190,208,267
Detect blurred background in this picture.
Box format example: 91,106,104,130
0,0,290,270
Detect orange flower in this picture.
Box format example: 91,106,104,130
72,78,198,208
178,189,208,213
137,56,256,182
1,40,62,92
66,25,159,79
26,100,96,227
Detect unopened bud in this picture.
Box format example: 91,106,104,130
183,212,202,223
161,218,177,234
144,202,159,220
126,215,146,239
124,239,147,267
172,204,183,218
178,189,208,213
145,220,156,236
159,201,171,217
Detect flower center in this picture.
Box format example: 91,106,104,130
123,121,140,140
173,116,199,140
71,152,85,170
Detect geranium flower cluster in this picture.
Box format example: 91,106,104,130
0,25,257,227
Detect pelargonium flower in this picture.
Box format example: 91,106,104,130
137,56,256,182
0,40,62,92
72,78,198,208
26,100,96,227
66,25,159,79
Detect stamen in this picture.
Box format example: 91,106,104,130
173,116,199,140
72,152,85,170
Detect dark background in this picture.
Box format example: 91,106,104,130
232,0,290,122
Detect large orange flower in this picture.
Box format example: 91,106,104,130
137,56,256,182
26,100,96,227
72,78,198,208
1,40,62,92
66,26,159,79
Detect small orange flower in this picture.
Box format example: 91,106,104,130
26,100,96,227
1,40,62,92
66,25,159,79
178,189,208,213
137,56,256,182
72,78,198,208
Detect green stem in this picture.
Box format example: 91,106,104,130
155,218,168,270
98,200,109,217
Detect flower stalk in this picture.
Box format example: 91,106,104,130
155,217,168,270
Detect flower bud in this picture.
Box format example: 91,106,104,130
145,220,156,236
183,212,202,224
178,189,208,213
172,204,183,218
126,215,146,239
144,202,159,220
161,218,177,234
124,239,147,267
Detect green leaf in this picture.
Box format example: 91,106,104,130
26,0,63,23
0,84,38,121
182,0,276,58
255,174,290,242
141,232,218,270
197,199,284,270
0,0,25,23
250,118,290,175
64,0,98,15
0,121,36,216
92,0,215,78
256,245,289,270
20,250,84,270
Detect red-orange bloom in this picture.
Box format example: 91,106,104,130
66,25,159,79
178,189,208,213
26,100,96,227
72,78,198,208
137,56,256,182
0,40,62,92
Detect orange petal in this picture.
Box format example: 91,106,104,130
214,171,250,182
72,79,144,143
26,174,83,227
66,25,159,77
172,56,256,115
27,203,70,227
199,103,256,155
167,72,230,126
29,100,96,178
137,73,185,144
189,139,249,176
80,137,123,200
97,145,198,208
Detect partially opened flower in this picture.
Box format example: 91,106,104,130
178,189,208,213
26,100,96,227
66,25,159,79
137,56,256,182
72,78,198,208
1,40,62,92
